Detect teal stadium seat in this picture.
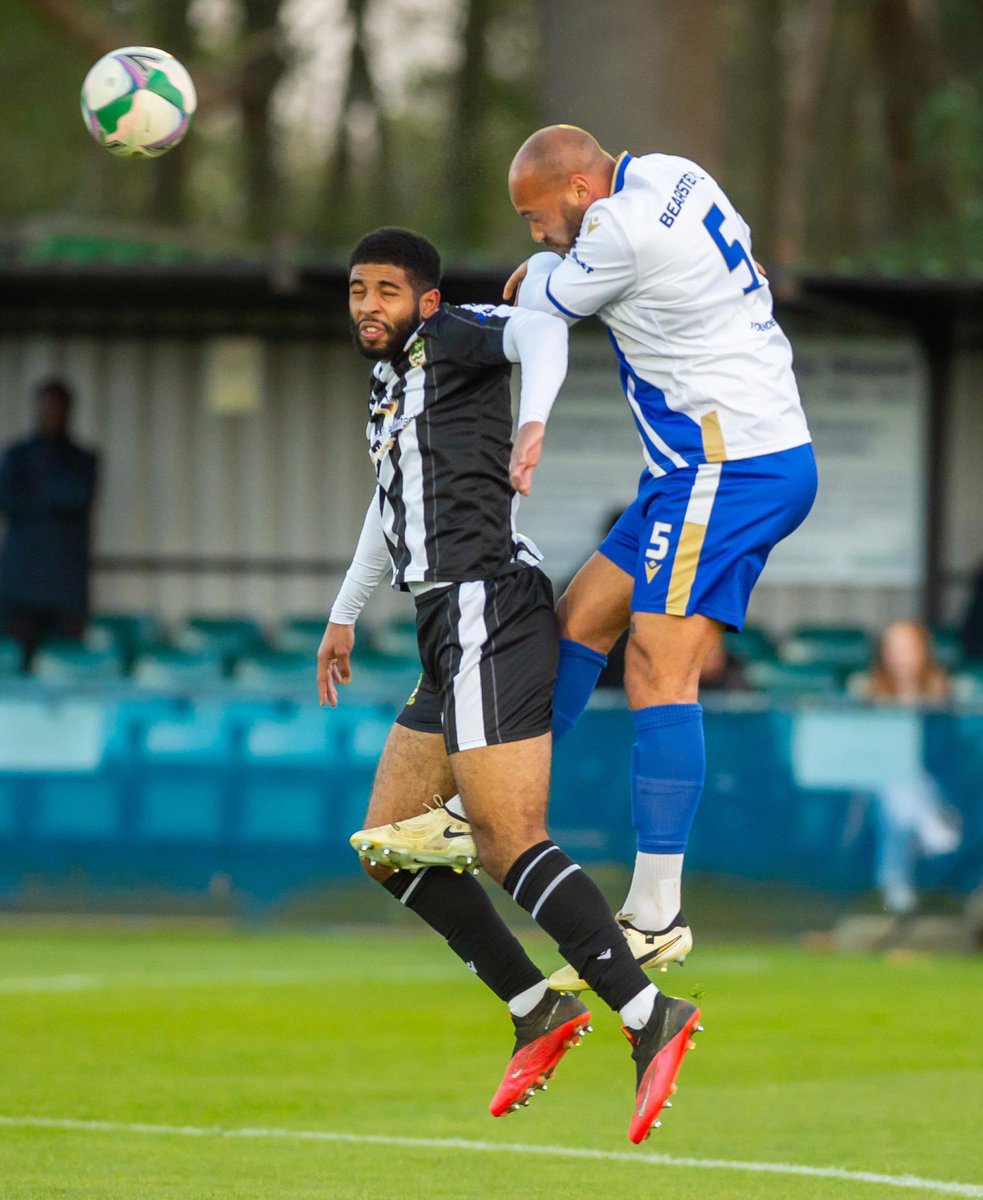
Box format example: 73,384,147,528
746,659,842,698
953,663,983,703
343,652,421,704
277,615,329,656
233,650,314,693
132,647,224,689
931,625,962,670
32,640,123,684
375,616,419,659
176,615,266,668
781,625,872,672
0,637,21,678
87,612,161,668
724,625,776,663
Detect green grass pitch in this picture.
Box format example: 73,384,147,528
0,926,979,1199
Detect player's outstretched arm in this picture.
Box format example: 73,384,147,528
502,307,569,496
319,497,391,706
509,421,545,496
503,260,529,303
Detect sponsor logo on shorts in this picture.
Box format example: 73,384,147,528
405,673,423,706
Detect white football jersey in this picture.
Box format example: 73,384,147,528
520,152,811,476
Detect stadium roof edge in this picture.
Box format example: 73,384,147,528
2,259,983,339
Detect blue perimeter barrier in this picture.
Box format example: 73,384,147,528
0,688,980,905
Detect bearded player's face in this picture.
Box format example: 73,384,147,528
509,175,586,255
349,263,436,361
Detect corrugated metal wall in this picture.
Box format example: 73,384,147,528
0,333,380,632
1,327,972,636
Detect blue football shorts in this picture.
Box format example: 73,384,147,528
598,442,818,630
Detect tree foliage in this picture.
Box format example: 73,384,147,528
1,0,982,272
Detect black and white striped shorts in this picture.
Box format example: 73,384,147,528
396,566,558,755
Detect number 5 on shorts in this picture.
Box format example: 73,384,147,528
645,521,673,583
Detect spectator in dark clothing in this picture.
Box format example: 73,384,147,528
960,562,983,661
0,380,98,667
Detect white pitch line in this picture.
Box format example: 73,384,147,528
0,1116,979,1197
0,964,459,994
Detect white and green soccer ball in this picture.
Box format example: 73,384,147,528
81,46,197,158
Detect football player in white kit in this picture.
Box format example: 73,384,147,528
352,125,817,992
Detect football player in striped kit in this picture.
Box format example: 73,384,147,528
356,126,817,994
320,227,700,1142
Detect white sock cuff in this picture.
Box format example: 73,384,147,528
443,794,467,821
620,983,658,1030
507,979,549,1018
641,852,684,881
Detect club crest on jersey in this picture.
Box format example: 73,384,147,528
408,337,427,368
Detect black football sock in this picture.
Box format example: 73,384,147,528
384,867,545,1003
504,840,651,1013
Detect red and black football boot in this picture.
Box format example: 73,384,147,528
624,992,703,1143
489,991,592,1117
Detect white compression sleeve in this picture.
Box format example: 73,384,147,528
328,499,391,624
514,251,572,322
502,307,569,428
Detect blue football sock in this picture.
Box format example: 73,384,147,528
630,704,705,854
552,638,607,742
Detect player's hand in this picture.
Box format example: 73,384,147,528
510,422,545,496
503,260,530,303
317,621,355,708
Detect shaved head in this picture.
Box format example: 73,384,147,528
508,125,618,254
509,125,613,190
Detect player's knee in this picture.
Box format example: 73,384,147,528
556,591,624,653
625,634,699,705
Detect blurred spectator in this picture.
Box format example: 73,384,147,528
867,619,950,703
861,620,960,914
699,637,750,692
0,380,98,668
959,561,983,661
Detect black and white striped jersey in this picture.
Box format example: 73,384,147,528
366,303,534,587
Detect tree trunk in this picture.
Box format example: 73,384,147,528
148,0,195,226
321,0,389,248
725,0,783,262
445,0,496,253
539,0,723,167
869,0,956,241
773,0,836,271
239,0,286,244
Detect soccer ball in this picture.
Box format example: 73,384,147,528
81,46,197,158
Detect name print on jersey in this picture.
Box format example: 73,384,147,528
659,171,701,227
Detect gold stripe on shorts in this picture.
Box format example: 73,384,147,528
665,462,723,617
666,522,709,615
701,412,728,463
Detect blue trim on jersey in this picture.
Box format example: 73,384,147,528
545,272,587,320
607,331,706,469
612,153,632,195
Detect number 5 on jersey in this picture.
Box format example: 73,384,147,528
703,203,762,295
645,521,673,583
